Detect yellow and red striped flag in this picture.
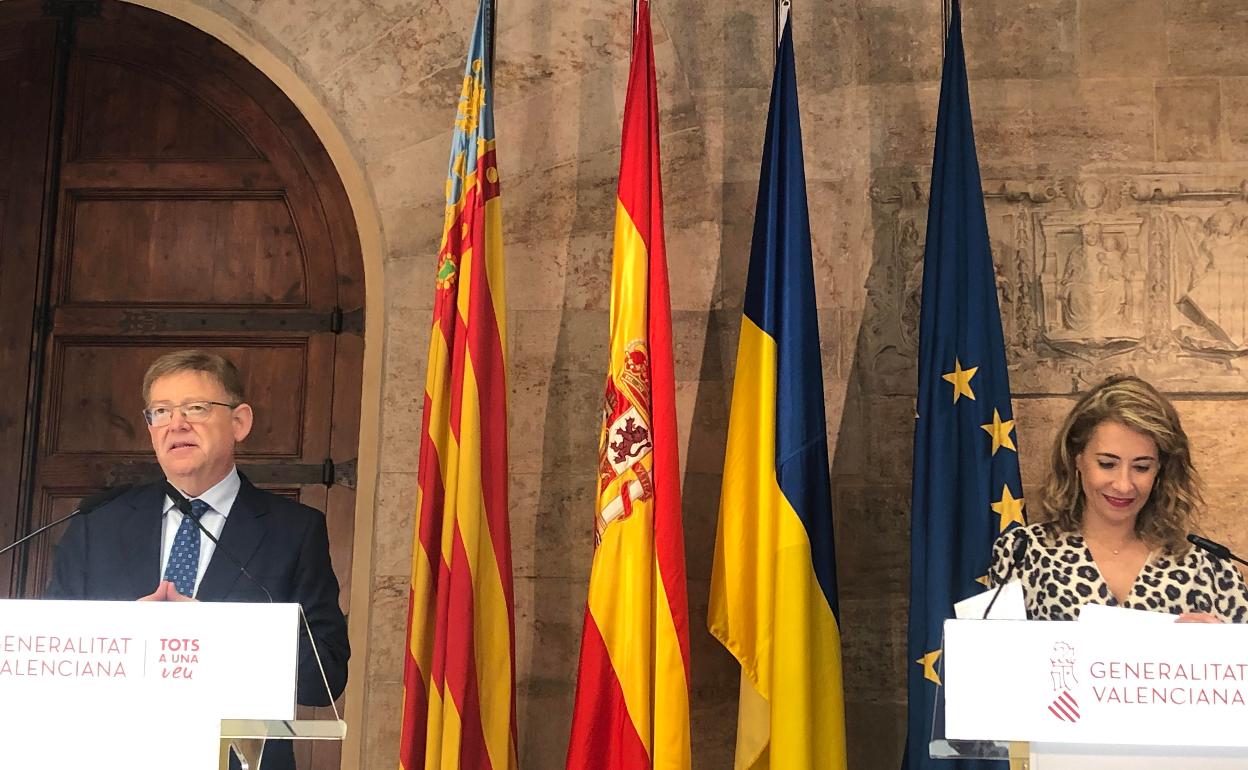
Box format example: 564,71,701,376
399,1,517,769
565,2,691,768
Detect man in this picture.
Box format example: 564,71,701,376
46,349,349,770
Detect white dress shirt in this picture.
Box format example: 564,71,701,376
159,466,241,597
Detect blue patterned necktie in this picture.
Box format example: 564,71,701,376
163,499,208,597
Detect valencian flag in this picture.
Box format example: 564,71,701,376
399,0,517,768
708,7,848,770
565,1,692,767
902,1,1024,768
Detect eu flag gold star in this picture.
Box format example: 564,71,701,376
992,484,1025,532
917,649,942,685
941,358,978,403
980,409,1017,455
974,574,991,588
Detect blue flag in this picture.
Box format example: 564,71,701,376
902,2,1024,768
708,10,848,768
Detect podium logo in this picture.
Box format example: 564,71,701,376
1048,690,1080,722
158,637,201,680
1048,641,1080,722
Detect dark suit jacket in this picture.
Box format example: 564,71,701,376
45,476,350,770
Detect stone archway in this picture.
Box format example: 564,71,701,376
120,3,389,767
0,1,385,767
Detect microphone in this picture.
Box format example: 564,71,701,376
1187,533,1248,568
0,484,134,559
162,481,342,716
161,481,273,603
983,528,1031,619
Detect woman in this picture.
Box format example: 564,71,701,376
988,374,1248,622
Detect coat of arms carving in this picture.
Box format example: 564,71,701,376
866,175,1248,395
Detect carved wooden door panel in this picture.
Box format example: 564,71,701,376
0,4,58,605
0,3,363,768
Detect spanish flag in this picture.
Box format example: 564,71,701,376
565,1,691,767
399,1,517,768
708,8,848,770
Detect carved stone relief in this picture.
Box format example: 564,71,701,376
865,175,1248,395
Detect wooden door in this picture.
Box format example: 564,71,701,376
0,3,58,604
0,3,364,768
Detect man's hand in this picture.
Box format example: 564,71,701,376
136,580,198,602
137,580,172,601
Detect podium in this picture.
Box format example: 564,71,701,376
941,616,1248,769
0,599,345,770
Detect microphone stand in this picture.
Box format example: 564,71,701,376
0,511,81,560
162,482,273,603
983,530,1030,619
161,482,341,721
0,485,133,559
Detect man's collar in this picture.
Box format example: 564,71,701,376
163,466,241,517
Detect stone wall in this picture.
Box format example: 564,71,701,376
158,0,1248,767
841,1,1248,765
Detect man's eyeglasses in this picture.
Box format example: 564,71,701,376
142,401,237,427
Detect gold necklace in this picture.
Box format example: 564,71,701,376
1085,534,1133,556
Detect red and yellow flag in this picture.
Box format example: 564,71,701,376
565,2,691,768
399,1,516,769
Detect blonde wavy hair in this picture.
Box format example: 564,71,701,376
1038,374,1200,551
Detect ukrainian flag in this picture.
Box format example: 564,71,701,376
708,10,847,770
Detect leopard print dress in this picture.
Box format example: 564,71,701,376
987,522,1248,622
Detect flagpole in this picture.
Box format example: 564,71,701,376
487,0,496,81
773,0,792,66
940,0,950,63
773,0,778,57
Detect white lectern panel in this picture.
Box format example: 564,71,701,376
944,617,1248,769
0,600,298,770
945,619,1248,747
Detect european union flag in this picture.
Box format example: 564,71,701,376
902,2,1024,768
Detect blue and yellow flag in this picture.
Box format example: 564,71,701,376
902,2,1024,768
708,10,847,770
